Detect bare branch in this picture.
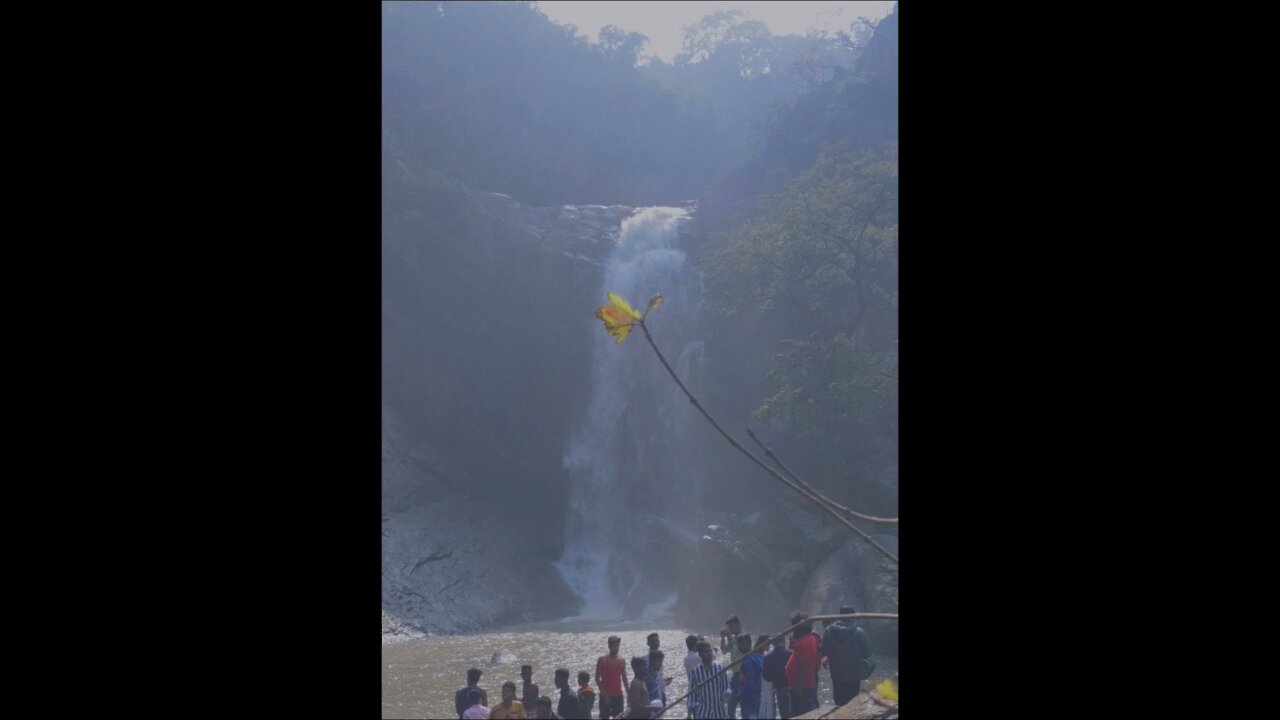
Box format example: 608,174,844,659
746,428,897,524
637,319,897,565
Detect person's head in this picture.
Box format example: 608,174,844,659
607,635,621,656
467,668,483,686
725,615,741,634
685,634,699,651
535,696,553,718
791,611,813,637
578,671,591,688
736,634,753,654
631,655,649,678
649,650,664,672
502,682,516,703
755,635,770,654
555,668,570,689
840,604,856,616
521,665,533,680
696,641,714,665
772,634,786,649
646,632,660,650
468,688,483,707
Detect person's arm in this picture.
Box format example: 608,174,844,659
595,658,603,693
621,663,629,693
483,689,489,707
857,627,872,659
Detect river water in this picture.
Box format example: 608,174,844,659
382,621,897,718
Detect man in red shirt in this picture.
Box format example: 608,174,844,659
595,635,629,720
784,613,820,716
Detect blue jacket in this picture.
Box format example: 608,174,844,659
736,654,764,711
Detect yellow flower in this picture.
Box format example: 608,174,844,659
595,293,642,343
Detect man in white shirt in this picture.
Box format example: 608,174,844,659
683,634,701,718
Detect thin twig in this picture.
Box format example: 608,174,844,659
746,428,897,525
637,318,897,567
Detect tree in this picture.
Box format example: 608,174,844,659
704,141,899,514
597,24,649,66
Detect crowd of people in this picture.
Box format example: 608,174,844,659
453,607,874,720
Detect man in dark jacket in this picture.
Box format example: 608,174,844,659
456,668,489,719
554,668,579,719
761,635,791,719
820,605,873,705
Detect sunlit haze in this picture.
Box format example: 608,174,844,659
536,1,895,63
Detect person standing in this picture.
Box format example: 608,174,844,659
784,614,819,716
761,636,790,719
629,655,650,715
464,688,493,720
689,641,730,720
596,636,630,720
820,605,874,706
554,668,580,720
457,668,490,720
492,682,527,720
720,616,744,718
734,634,764,720
755,635,775,720
523,666,541,711
576,671,597,720
683,635,701,718
646,650,670,710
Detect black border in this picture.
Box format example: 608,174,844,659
177,1,1136,714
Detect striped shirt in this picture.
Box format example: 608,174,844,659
688,662,729,720
684,651,700,711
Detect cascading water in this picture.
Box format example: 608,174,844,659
556,206,705,619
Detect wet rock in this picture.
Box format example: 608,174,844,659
489,651,519,666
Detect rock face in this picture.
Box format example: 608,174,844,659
382,157,630,635
675,491,897,654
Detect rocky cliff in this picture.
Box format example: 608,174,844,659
382,154,631,638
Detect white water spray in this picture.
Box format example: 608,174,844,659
556,207,705,619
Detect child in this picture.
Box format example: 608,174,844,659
576,671,596,719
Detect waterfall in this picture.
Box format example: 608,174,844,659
556,206,704,619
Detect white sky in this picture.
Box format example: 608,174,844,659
535,1,896,63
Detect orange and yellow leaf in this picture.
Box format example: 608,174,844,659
874,678,898,702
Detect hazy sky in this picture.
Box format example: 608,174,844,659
536,1,895,63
